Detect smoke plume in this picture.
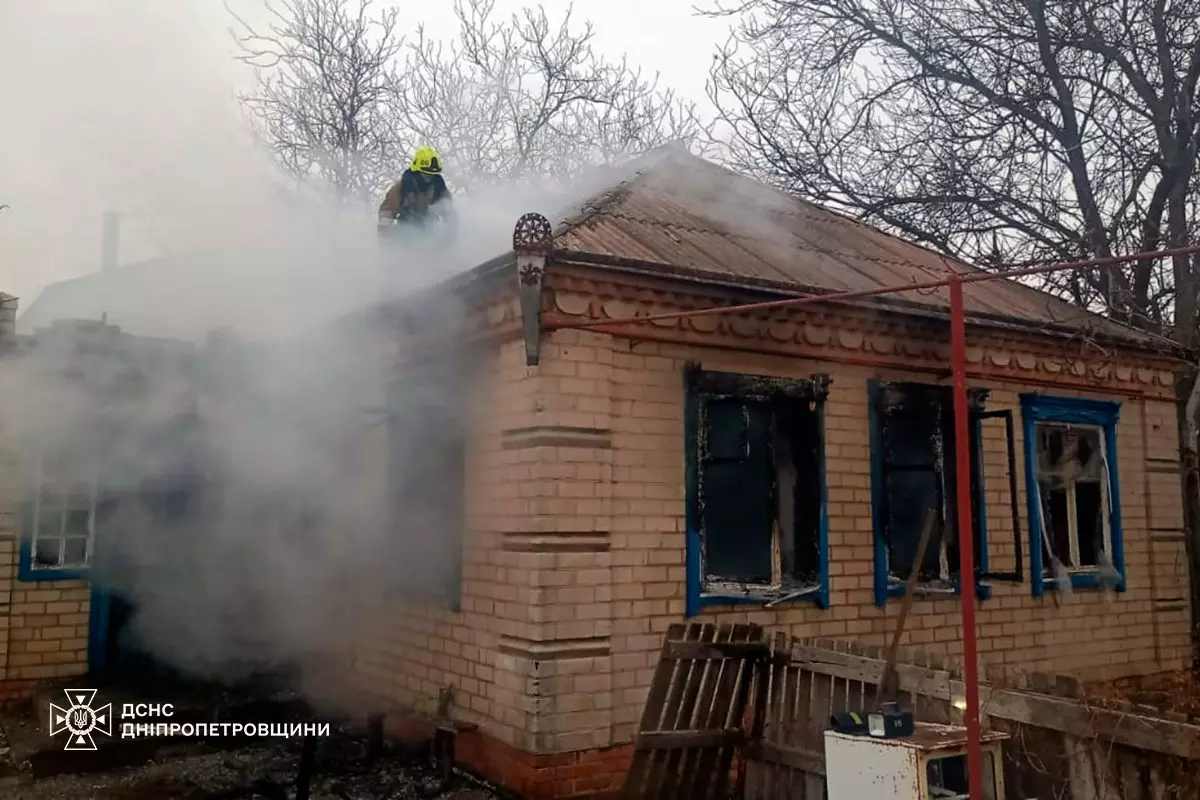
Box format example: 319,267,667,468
0,0,637,698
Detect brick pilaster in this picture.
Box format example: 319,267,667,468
496,328,617,753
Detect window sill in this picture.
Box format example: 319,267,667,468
691,585,829,615
18,563,90,582
879,579,992,605
1038,571,1125,593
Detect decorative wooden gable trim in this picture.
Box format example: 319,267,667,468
539,268,1181,400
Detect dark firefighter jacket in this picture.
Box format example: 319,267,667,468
378,170,452,223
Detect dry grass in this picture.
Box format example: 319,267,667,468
1087,669,1200,722
1078,669,1200,798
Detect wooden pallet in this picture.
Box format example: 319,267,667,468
620,623,769,800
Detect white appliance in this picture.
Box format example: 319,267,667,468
824,722,1009,800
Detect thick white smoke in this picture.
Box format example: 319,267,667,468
0,0,640,696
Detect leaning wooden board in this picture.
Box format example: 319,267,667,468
620,623,769,800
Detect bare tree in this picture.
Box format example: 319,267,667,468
392,0,704,189
709,0,1200,665
708,0,1200,340
229,0,404,202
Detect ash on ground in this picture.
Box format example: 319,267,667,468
0,730,499,800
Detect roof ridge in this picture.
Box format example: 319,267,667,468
552,143,696,235
553,148,683,236
558,182,639,232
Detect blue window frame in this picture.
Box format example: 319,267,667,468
868,380,996,606
684,365,831,616
19,445,96,582
1019,394,1125,595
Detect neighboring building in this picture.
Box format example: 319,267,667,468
0,302,97,703
0,310,203,703
350,146,1193,798
17,251,267,340
16,247,386,343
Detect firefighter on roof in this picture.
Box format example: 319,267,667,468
378,146,453,228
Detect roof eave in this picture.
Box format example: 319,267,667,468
550,250,1191,365
328,250,517,335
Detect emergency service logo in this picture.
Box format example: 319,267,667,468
48,689,113,751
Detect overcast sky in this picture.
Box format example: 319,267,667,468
407,0,730,106
0,0,732,308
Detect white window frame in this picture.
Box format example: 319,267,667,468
29,445,97,571
1033,421,1112,575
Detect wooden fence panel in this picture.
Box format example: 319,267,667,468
620,622,767,800
625,629,1200,799
742,637,933,800
743,637,1200,800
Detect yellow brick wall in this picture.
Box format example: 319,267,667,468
0,471,90,688
542,329,1192,747
353,338,556,751
3,581,90,682
352,326,1193,755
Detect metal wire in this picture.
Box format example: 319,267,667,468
553,242,1200,333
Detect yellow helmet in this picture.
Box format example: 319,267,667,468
411,146,442,175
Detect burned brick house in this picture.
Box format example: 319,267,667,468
0,145,1192,799
350,146,1193,799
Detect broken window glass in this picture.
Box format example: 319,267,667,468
700,399,773,583
34,537,62,567
872,382,991,593
876,383,956,589
689,369,826,602
1034,423,1109,572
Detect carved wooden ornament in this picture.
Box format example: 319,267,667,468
513,212,553,366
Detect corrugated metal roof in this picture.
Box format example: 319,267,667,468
18,145,1162,351
553,147,1155,346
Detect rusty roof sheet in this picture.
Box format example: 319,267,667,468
552,147,1158,347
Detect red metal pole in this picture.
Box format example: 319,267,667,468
950,277,984,799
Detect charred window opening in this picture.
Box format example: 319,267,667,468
386,359,468,610
870,381,990,599
686,366,829,608
1035,424,1110,572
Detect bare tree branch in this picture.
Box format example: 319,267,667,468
229,0,405,202
707,0,1200,661
233,0,705,199
391,0,706,189
706,0,1200,339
